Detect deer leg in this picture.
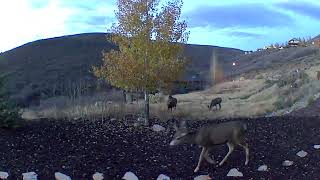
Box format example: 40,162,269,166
219,142,235,166
194,147,206,173
219,103,221,109
204,148,216,164
238,142,249,165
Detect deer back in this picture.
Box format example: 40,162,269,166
194,121,246,146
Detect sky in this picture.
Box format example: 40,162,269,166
1,0,320,52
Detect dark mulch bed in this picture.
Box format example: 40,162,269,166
0,116,319,179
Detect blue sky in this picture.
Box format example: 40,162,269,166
1,0,320,52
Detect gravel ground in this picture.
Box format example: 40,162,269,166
0,116,319,180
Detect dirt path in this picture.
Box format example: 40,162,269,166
0,116,319,179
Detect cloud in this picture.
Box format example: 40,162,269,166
29,0,50,9
184,3,293,28
226,31,264,38
59,0,116,11
0,0,73,51
275,1,320,20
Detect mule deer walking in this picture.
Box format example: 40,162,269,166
169,120,249,173
208,97,222,111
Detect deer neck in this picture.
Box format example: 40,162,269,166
181,131,197,144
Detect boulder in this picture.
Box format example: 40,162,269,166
227,168,243,177
122,172,139,180
156,174,170,180
296,150,308,157
54,172,71,180
22,172,37,180
257,165,268,172
0,172,9,179
282,160,294,167
93,172,104,180
194,175,211,180
152,124,166,132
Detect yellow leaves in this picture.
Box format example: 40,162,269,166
94,0,189,92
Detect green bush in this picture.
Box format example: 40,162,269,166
276,70,310,88
0,100,22,128
265,79,274,85
256,75,264,79
274,96,294,110
0,78,22,128
149,93,164,104
308,96,316,105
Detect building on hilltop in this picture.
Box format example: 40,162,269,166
311,39,320,48
288,38,300,47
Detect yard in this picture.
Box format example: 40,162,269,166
0,115,319,179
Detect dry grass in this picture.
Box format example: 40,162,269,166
23,79,279,121
24,65,320,121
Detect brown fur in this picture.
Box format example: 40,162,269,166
169,121,249,172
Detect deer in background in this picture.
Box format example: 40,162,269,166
169,120,249,173
208,97,222,111
167,95,177,112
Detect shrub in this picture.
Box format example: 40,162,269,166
149,93,164,104
265,79,274,85
256,75,264,79
274,96,294,110
0,78,23,128
0,100,22,128
276,70,310,88
308,96,316,105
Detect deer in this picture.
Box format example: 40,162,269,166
169,120,249,173
208,97,222,111
167,95,177,112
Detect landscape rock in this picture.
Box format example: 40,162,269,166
73,117,81,121
152,124,166,132
22,110,40,120
137,117,146,123
0,172,9,179
156,174,170,180
296,150,308,157
313,145,320,149
107,101,113,104
257,165,268,172
194,175,211,180
122,171,139,180
133,117,146,127
22,172,37,180
227,168,243,177
54,172,71,180
93,172,104,180
282,160,294,167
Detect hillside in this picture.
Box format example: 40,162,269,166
0,33,243,104
1,33,320,109
229,46,320,78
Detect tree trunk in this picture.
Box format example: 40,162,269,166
123,90,127,104
144,91,150,126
